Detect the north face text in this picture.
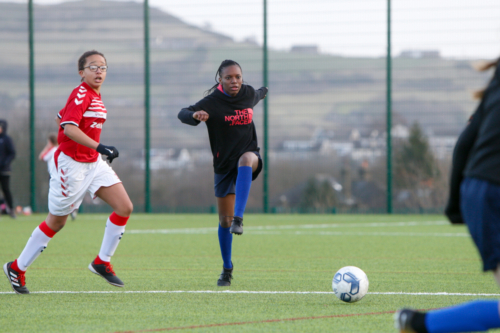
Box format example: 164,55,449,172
225,108,253,126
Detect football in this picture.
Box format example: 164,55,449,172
332,266,369,303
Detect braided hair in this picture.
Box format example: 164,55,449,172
205,59,242,96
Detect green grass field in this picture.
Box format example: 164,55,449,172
1,214,499,332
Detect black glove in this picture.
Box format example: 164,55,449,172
96,143,119,163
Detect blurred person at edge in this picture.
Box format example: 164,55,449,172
394,59,500,333
38,133,58,172
0,119,16,219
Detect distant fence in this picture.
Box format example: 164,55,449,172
0,0,499,214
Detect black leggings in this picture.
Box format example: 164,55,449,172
0,175,13,210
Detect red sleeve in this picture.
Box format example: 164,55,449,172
60,89,91,127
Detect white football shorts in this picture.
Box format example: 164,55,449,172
48,151,121,216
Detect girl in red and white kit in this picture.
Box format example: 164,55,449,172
3,50,133,294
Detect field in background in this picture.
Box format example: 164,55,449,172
1,213,499,332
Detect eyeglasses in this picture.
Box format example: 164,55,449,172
84,65,108,72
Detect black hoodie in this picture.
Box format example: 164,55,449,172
445,63,500,223
0,119,16,174
178,84,268,174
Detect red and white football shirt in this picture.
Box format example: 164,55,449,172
57,82,107,163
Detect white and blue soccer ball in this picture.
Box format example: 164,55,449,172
332,266,369,303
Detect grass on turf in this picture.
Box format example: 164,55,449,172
0,214,499,332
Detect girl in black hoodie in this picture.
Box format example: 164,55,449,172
178,60,267,286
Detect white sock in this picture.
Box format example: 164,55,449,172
98,218,126,262
17,226,53,271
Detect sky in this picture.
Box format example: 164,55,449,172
2,0,500,59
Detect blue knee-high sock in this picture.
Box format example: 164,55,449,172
218,224,233,269
234,166,252,218
426,300,500,333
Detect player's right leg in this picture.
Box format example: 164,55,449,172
230,151,262,235
3,151,88,294
230,153,257,235
4,213,67,294
216,195,235,286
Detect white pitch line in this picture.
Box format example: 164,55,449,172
127,221,449,235
0,290,498,296
370,292,500,296
249,231,469,237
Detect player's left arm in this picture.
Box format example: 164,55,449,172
253,87,268,105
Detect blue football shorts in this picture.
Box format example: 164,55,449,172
461,177,500,271
213,151,262,198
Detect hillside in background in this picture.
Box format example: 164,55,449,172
0,0,485,141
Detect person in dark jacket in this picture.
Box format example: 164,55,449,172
395,59,500,332
178,59,267,287
0,119,16,218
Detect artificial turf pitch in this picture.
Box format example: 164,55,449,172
1,213,499,332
